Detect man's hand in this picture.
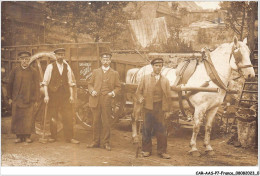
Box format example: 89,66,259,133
91,90,98,97
8,99,12,105
138,97,144,103
69,96,74,104
44,95,49,104
108,91,115,97
34,102,38,108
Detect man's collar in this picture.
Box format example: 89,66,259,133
151,72,161,77
21,65,28,70
56,61,64,65
102,66,110,71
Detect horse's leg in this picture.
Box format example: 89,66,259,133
131,114,139,143
189,107,206,156
204,106,218,155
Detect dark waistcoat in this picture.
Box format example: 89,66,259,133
153,78,163,102
48,62,69,97
101,70,110,95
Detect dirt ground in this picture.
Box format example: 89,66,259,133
1,117,258,167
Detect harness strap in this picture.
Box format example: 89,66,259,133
175,81,211,117
174,60,195,117
203,49,229,92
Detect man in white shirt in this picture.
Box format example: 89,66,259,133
87,52,121,151
42,48,79,144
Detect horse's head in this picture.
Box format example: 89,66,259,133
230,36,255,79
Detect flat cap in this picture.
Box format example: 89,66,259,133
18,51,31,58
151,57,164,65
100,52,112,58
54,48,65,54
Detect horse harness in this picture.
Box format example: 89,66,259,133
174,46,250,117
229,45,253,72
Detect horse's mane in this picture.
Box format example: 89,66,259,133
213,43,233,56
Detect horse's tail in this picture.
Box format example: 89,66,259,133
126,68,140,84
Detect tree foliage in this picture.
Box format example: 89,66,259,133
220,1,257,50
45,1,130,43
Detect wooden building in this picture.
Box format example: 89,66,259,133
1,1,45,46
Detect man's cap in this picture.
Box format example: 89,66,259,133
151,57,164,65
100,52,112,58
18,51,31,58
54,48,65,54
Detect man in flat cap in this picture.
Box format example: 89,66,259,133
136,57,172,159
87,52,121,151
42,48,79,144
8,51,39,143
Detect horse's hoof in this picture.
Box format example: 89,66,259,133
205,150,215,156
189,150,201,157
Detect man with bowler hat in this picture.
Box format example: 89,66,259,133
136,57,172,159
87,52,121,151
8,51,39,143
42,48,79,144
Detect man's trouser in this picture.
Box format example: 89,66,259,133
48,89,73,141
142,101,167,154
16,134,31,139
91,95,112,145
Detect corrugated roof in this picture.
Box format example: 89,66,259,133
177,1,203,12
128,17,170,48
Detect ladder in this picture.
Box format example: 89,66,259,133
238,41,258,108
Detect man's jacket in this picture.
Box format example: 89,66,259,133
88,68,121,108
136,73,172,111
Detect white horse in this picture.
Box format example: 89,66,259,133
126,37,255,156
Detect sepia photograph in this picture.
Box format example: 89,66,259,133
1,1,259,175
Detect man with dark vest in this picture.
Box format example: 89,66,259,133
87,52,121,151
42,48,79,144
136,58,172,159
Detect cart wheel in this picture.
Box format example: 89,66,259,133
75,88,124,129
75,87,93,129
30,52,64,134
75,103,93,129
75,101,122,129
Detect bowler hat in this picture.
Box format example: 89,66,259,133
151,57,164,65
100,52,112,58
54,48,65,54
18,51,31,58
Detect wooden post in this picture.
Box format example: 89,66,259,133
96,43,100,68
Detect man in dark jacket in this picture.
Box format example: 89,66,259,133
136,58,172,159
87,52,121,151
42,48,79,144
8,51,39,143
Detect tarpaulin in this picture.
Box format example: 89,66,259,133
128,17,170,48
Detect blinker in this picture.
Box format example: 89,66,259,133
233,48,242,62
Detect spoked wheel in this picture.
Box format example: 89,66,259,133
75,86,93,129
29,52,65,135
75,102,93,129
75,87,125,129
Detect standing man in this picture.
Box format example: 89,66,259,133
42,48,79,144
136,58,172,159
87,52,121,151
8,51,39,143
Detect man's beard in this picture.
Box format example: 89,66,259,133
102,63,109,67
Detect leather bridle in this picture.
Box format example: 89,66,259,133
229,45,253,74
